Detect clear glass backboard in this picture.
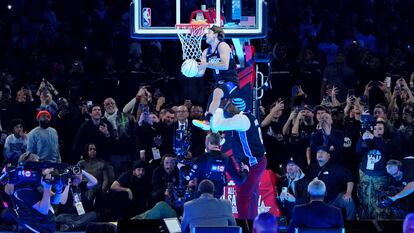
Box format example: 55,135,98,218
130,0,267,39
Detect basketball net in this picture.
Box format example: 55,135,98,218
176,22,209,61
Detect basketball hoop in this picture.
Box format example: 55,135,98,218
176,22,210,61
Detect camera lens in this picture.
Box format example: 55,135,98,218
71,166,81,175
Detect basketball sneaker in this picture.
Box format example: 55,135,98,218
192,119,210,131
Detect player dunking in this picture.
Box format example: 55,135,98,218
192,25,239,131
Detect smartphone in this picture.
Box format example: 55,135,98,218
282,187,288,193
395,83,401,95
347,89,355,97
371,80,379,87
86,101,92,107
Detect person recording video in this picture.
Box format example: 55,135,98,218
10,152,65,233
386,158,414,213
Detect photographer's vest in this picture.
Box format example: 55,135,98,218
203,153,228,198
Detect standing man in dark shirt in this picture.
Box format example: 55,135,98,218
181,133,249,198
309,146,355,219
109,160,150,219
288,105,316,169
193,25,240,131
309,112,344,164
72,104,114,161
173,105,205,158
261,100,287,172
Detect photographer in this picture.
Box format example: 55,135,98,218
151,154,179,203
12,152,65,233
56,167,98,232
179,133,249,198
386,158,414,213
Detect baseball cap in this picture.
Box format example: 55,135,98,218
316,146,330,153
36,110,51,121
133,160,145,169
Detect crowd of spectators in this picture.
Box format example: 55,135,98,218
0,0,413,231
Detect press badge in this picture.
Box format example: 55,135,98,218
152,147,161,160
73,192,85,215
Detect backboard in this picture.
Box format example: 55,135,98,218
130,0,267,39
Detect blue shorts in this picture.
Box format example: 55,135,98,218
216,80,239,98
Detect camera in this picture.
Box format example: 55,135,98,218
0,162,80,187
377,187,406,218
50,165,82,186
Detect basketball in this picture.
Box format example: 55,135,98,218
181,59,199,78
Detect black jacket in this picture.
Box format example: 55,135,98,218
72,119,114,161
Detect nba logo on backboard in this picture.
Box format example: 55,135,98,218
142,8,151,27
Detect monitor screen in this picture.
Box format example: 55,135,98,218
164,218,182,233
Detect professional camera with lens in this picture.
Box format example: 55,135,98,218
0,162,78,187
377,187,406,219
51,165,82,186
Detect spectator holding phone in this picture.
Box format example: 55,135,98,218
356,119,392,219
72,104,114,162
287,105,316,168
261,100,287,171
103,97,136,176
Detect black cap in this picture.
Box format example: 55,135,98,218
314,105,327,113
133,160,145,169
331,106,344,115
286,158,298,166
316,146,330,153
304,104,314,112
